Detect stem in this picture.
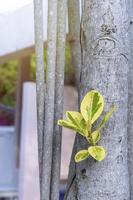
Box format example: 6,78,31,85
86,122,94,145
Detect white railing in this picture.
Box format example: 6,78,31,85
0,126,18,198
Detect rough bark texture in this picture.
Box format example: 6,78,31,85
68,0,81,88
50,0,67,199
41,0,57,199
66,0,130,199
33,0,45,194
128,0,133,199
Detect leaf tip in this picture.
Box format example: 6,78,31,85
57,120,62,126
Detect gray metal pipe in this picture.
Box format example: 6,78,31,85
33,0,45,197
50,0,67,199
41,0,58,199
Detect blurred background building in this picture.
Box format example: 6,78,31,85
0,0,78,199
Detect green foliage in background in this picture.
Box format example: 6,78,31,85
0,42,74,107
58,90,116,162
30,42,74,82
30,47,47,81
0,61,18,107
65,42,74,78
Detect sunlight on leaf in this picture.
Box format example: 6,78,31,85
58,112,88,137
88,146,106,161
75,150,89,162
80,90,104,124
66,111,88,136
91,130,101,144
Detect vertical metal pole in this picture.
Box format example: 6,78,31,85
41,0,58,199
64,1,81,199
68,0,81,90
81,0,84,14
33,0,45,196
50,0,67,199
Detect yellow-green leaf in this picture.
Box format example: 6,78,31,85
75,150,89,162
80,90,104,124
58,119,75,130
88,146,106,161
66,111,88,136
58,119,87,137
91,130,101,144
66,111,85,128
97,105,116,131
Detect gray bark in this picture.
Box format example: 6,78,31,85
127,0,133,199
41,0,57,199
66,0,130,199
50,0,67,199
33,0,45,194
68,0,81,89
81,0,85,13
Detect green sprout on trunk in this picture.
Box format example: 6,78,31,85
58,90,116,163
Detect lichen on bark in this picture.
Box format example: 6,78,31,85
65,1,130,199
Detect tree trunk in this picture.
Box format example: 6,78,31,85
128,0,133,199
66,0,130,199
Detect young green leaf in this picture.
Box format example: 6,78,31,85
57,90,115,164
58,119,75,130
58,119,87,137
80,90,104,124
88,146,106,161
75,150,89,162
66,111,82,123
91,130,101,144
66,111,88,136
97,105,116,131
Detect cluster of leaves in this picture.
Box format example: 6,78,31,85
58,90,116,162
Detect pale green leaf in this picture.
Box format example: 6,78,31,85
75,150,89,162
58,119,87,137
88,146,106,161
80,90,104,124
97,106,116,131
66,111,83,126
66,111,88,136
91,130,101,144
58,120,75,130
